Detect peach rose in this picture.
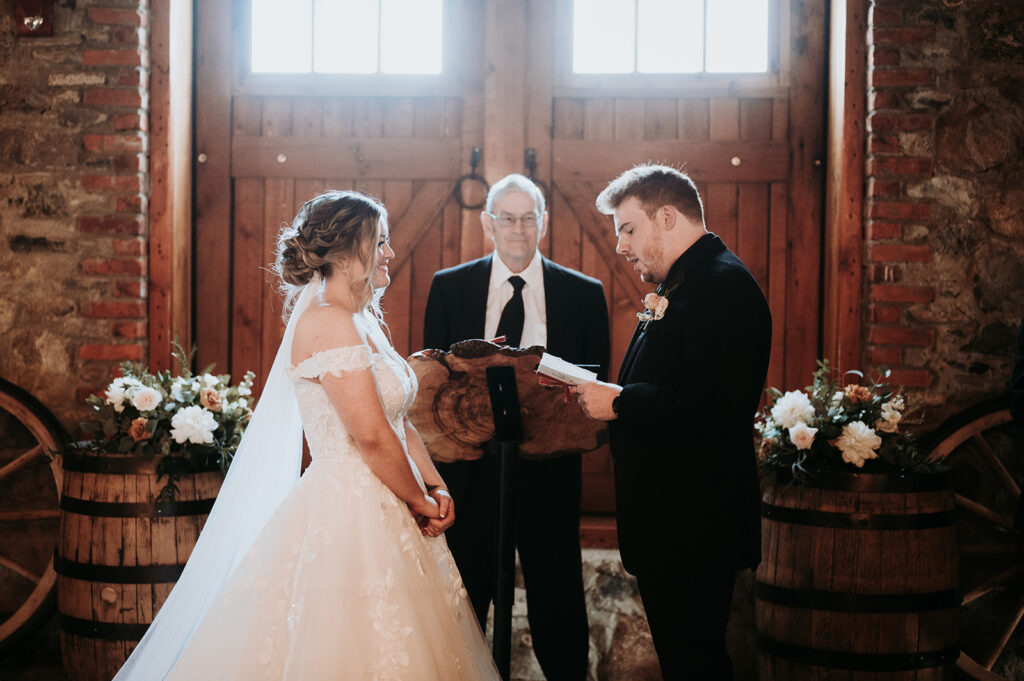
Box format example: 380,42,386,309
129,417,151,442
844,384,873,404
200,388,223,412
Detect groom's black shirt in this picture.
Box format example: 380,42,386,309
610,233,771,575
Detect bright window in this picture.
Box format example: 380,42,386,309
572,0,770,74
251,0,443,75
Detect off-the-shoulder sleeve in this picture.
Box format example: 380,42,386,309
289,345,375,380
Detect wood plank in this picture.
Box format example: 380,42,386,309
291,97,322,137
583,98,615,141
678,98,709,140
737,183,770,293
384,181,414,356
410,201,444,354
553,140,791,182
387,182,453,278
483,0,526,179
260,97,293,137
785,0,827,388
553,98,584,140
193,0,234,371
740,98,774,141
321,98,353,136
231,136,462,180
441,194,461,270
261,179,293,390
147,0,192,372
709,98,740,141
231,179,264,379
705,183,738,252
614,99,645,141
644,98,678,140
413,99,446,138
549,181,582,273
352,98,383,137
459,92,485,262
824,0,866,375
382,98,415,137
558,182,648,306
766,183,787,394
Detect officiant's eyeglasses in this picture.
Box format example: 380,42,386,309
487,212,540,229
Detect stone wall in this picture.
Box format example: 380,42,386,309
0,1,149,431
864,0,1024,427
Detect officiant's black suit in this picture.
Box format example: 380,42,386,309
611,233,771,680
423,253,609,681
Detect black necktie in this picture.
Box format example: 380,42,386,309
495,276,526,347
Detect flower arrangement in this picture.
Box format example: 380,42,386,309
756,360,923,479
74,344,255,500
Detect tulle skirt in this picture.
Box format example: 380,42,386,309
165,456,499,681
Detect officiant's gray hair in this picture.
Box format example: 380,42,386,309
485,174,546,215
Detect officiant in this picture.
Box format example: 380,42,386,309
423,173,609,681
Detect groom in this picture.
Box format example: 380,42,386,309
575,165,772,680
423,173,609,681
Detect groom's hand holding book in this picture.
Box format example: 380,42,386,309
535,353,621,417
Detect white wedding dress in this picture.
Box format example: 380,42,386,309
163,317,499,680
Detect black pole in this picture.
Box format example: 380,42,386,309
484,366,524,681
492,440,517,680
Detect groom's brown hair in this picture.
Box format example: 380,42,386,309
595,164,705,226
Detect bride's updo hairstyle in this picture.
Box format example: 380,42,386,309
275,190,388,318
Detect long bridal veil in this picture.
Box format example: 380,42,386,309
113,282,318,681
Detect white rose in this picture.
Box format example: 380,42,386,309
237,384,251,397
770,390,815,429
877,396,904,433
105,377,141,413
131,386,162,412
170,378,187,402
169,405,218,445
834,420,882,468
202,374,219,389
788,422,818,450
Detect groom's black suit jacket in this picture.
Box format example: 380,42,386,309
610,233,771,576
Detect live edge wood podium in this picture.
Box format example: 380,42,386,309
407,341,606,680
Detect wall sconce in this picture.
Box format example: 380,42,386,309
16,0,54,37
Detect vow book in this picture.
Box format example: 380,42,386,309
536,353,598,387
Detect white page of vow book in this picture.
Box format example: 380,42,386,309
537,353,598,386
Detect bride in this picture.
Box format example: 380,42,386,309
114,191,500,680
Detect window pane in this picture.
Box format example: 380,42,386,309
314,0,379,74
636,0,702,73
252,0,312,73
380,0,443,74
706,0,769,73
573,0,635,74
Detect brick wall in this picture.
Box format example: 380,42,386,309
865,0,1024,425
0,1,149,428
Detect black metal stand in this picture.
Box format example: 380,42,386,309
484,366,523,681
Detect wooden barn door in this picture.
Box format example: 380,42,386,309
193,0,825,515
526,0,826,511
194,0,488,385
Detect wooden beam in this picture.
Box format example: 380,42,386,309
194,0,234,371
552,140,791,182
483,0,527,182
557,182,646,306
388,182,455,276
148,0,193,372
231,137,462,180
823,0,866,375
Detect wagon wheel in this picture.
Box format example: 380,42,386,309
925,396,1024,681
0,378,66,657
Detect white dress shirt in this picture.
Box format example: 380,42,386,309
484,250,547,348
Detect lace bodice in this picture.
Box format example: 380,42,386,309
287,327,417,463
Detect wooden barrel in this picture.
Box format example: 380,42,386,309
56,451,223,681
756,469,959,680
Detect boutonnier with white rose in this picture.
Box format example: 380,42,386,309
756,360,924,480
71,343,255,500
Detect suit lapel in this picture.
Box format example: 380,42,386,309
465,255,492,339
617,322,645,384
541,258,566,353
